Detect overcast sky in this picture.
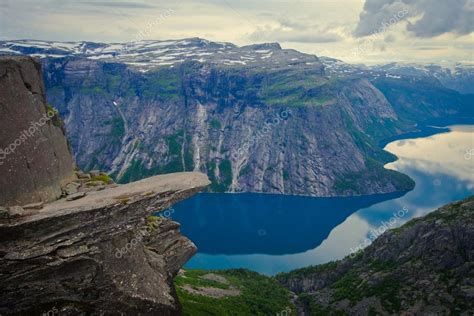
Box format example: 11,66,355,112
1,0,473,64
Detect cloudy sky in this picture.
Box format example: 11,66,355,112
0,0,473,64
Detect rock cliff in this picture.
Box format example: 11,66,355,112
0,56,76,206
277,196,474,315
39,43,416,196
0,172,210,315
0,56,211,315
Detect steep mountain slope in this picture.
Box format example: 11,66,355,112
1,38,469,196
277,196,474,315
321,57,474,124
41,56,412,196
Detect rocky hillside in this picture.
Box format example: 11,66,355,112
1,39,470,196
0,56,211,315
276,196,474,315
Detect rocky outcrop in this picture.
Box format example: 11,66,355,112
276,196,474,315
0,56,211,315
0,172,210,315
0,56,76,207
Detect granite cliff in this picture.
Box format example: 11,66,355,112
0,56,210,315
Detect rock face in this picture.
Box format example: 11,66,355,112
0,56,76,206
31,39,420,196
0,172,210,315
0,39,470,197
276,196,474,315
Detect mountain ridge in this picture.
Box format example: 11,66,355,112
1,38,471,197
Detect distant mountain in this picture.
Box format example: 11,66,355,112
0,38,319,72
0,38,470,196
320,56,474,94
276,196,474,315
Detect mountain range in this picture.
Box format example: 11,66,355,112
1,38,471,196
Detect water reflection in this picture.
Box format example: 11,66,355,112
172,125,473,275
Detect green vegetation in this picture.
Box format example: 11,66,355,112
166,133,182,156
90,173,113,184
219,160,232,184
392,196,473,234
105,117,125,139
117,131,195,183
175,270,231,290
207,159,233,192
141,68,181,100
365,277,401,313
46,104,63,128
275,261,338,284
174,269,296,316
298,294,344,316
333,157,415,194
369,260,397,272
331,270,366,303
209,118,222,130
239,164,251,177
258,70,336,107
146,215,161,232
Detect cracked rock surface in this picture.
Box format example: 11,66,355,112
0,172,210,315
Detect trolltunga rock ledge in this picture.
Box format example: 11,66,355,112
0,171,210,315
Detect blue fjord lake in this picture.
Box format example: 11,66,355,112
171,125,474,275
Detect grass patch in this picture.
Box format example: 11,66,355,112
90,174,113,184
175,269,296,316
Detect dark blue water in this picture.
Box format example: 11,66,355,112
170,125,473,275
171,191,405,256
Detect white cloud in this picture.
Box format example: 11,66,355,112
0,0,471,63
